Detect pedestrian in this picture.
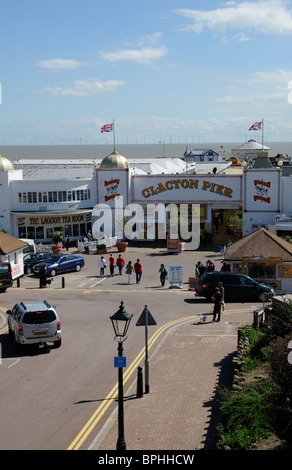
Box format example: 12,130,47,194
198,262,206,276
65,235,70,251
159,264,168,287
40,263,47,288
125,260,134,283
195,262,200,278
116,254,125,275
206,259,215,272
211,287,222,322
134,259,142,284
98,256,107,276
109,254,115,276
218,281,225,312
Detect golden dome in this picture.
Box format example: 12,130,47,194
100,150,129,169
0,155,14,171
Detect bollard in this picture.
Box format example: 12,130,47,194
17,277,20,288
136,366,143,398
62,277,65,288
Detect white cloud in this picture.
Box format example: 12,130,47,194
100,46,167,64
38,78,125,96
37,58,84,70
175,0,292,35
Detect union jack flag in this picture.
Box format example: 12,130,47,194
101,123,113,133
249,121,262,131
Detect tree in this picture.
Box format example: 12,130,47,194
228,215,245,238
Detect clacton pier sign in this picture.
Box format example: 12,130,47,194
132,174,242,203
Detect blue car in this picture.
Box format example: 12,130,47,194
33,254,85,277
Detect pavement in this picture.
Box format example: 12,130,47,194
88,304,254,451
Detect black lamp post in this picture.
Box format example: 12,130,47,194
110,301,133,451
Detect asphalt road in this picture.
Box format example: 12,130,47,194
0,246,261,450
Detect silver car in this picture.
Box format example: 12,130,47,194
7,300,62,349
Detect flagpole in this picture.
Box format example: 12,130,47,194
113,119,116,151
262,117,264,150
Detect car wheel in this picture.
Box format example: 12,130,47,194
50,269,57,277
53,338,62,348
75,264,81,272
26,266,32,275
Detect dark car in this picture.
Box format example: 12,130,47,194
196,271,274,302
23,252,52,274
0,262,13,293
33,254,85,277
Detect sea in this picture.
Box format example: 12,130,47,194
0,141,292,163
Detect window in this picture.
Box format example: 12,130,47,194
23,310,56,324
18,227,26,238
248,263,276,279
27,226,35,239
36,226,44,239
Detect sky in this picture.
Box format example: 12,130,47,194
1,0,292,146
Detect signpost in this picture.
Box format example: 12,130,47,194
169,266,183,289
136,305,157,393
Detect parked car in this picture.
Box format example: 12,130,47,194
33,254,85,277
23,252,52,274
7,300,61,348
196,272,274,302
0,262,13,293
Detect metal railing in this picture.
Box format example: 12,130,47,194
77,236,118,253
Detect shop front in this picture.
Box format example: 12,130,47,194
12,210,92,243
131,174,243,245
225,228,292,292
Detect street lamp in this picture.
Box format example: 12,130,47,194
110,301,133,451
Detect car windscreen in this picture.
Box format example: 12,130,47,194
22,310,57,324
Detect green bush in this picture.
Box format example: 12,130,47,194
217,387,274,449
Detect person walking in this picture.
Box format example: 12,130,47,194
218,281,225,312
198,262,206,276
98,256,107,276
40,263,47,288
206,259,215,272
195,262,200,278
134,259,142,284
109,254,115,277
116,254,125,275
211,287,222,322
125,260,134,284
159,264,168,287
65,235,70,251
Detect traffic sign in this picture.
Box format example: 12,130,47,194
136,306,157,326
114,356,127,368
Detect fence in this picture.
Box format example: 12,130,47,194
77,236,118,253
253,292,274,328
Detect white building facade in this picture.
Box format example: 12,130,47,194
0,149,290,247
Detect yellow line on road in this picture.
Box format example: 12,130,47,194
67,313,199,450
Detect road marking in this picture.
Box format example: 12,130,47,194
67,313,201,451
90,278,106,288
67,306,255,450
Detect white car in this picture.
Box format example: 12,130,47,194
7,300,62,349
